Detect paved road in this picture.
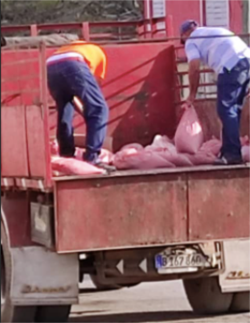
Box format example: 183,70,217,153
70,278,250,323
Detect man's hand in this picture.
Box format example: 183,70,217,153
185,94,195,107
188,58,201,104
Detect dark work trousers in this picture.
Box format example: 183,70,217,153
47,60,109,163
217,58,250,160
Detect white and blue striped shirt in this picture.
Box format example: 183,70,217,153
185,27,250,74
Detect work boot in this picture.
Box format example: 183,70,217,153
213,156,244,166
95,161,117,173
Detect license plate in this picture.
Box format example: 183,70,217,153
155,253,207,274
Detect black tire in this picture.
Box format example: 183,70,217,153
1,221,37,322
183,277,233,315
230,292,250,313
35,305,71,322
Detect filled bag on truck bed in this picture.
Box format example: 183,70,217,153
51,157,105,176
158,151,193,167
50,139,59,156
186,151,216,165
120,143,144,151
242,145,250,162
149,135,176,151
174,105,204,154
50,140,114,164
113,148,175,170
240,135,250,146
199,137,221,156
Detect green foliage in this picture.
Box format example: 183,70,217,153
1,0,143,25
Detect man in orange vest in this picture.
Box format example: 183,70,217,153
47,41,113,170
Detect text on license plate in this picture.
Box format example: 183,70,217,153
155,253,206,270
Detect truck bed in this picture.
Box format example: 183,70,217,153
54,164,250,253
1,38,249,255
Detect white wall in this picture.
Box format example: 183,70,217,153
205,0,229,28
145,0,166,30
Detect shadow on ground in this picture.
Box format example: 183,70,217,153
70,310,215,323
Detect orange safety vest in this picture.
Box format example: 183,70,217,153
54,41,107,80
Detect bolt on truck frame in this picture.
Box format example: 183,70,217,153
1,19,250,322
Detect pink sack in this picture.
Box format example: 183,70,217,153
99,149,114,164
174,105,204,154
120,143,144,151
150,135,175,149
240,135,250,146
187,151,216,165
159,151,193,167
113,149,175,170
50,139,59,156
199,138,222,156
145,142,176,153
51,157,105,176
242,145,250,163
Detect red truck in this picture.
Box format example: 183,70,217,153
1,19,250,322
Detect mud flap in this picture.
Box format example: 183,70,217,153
10,246,79,306
219,239,250,293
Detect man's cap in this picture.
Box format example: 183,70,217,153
180,20,198,35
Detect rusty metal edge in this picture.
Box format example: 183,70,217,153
54,237,250,255
53,164,250,182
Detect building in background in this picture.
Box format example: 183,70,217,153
144,0,246,36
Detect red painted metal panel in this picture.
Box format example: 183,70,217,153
188,168,250,240
229,0,243,34
104,43,176,151
26,105,51,180
55,173,188,252
1,105,29,177
1,45,52,187
166,0,201,37
1,50,41,106
1,192,37,247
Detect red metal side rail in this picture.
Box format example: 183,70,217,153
1,16,174,41
1,43,52,191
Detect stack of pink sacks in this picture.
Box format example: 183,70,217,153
50,104,250,175
113,105,250,170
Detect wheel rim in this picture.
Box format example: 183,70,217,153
1,248,6,315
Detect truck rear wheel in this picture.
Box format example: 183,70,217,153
230,292,250,312
1,221,37,322
183,277,233,315
35,305,71,322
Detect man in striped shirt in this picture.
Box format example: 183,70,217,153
180,20,250,165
